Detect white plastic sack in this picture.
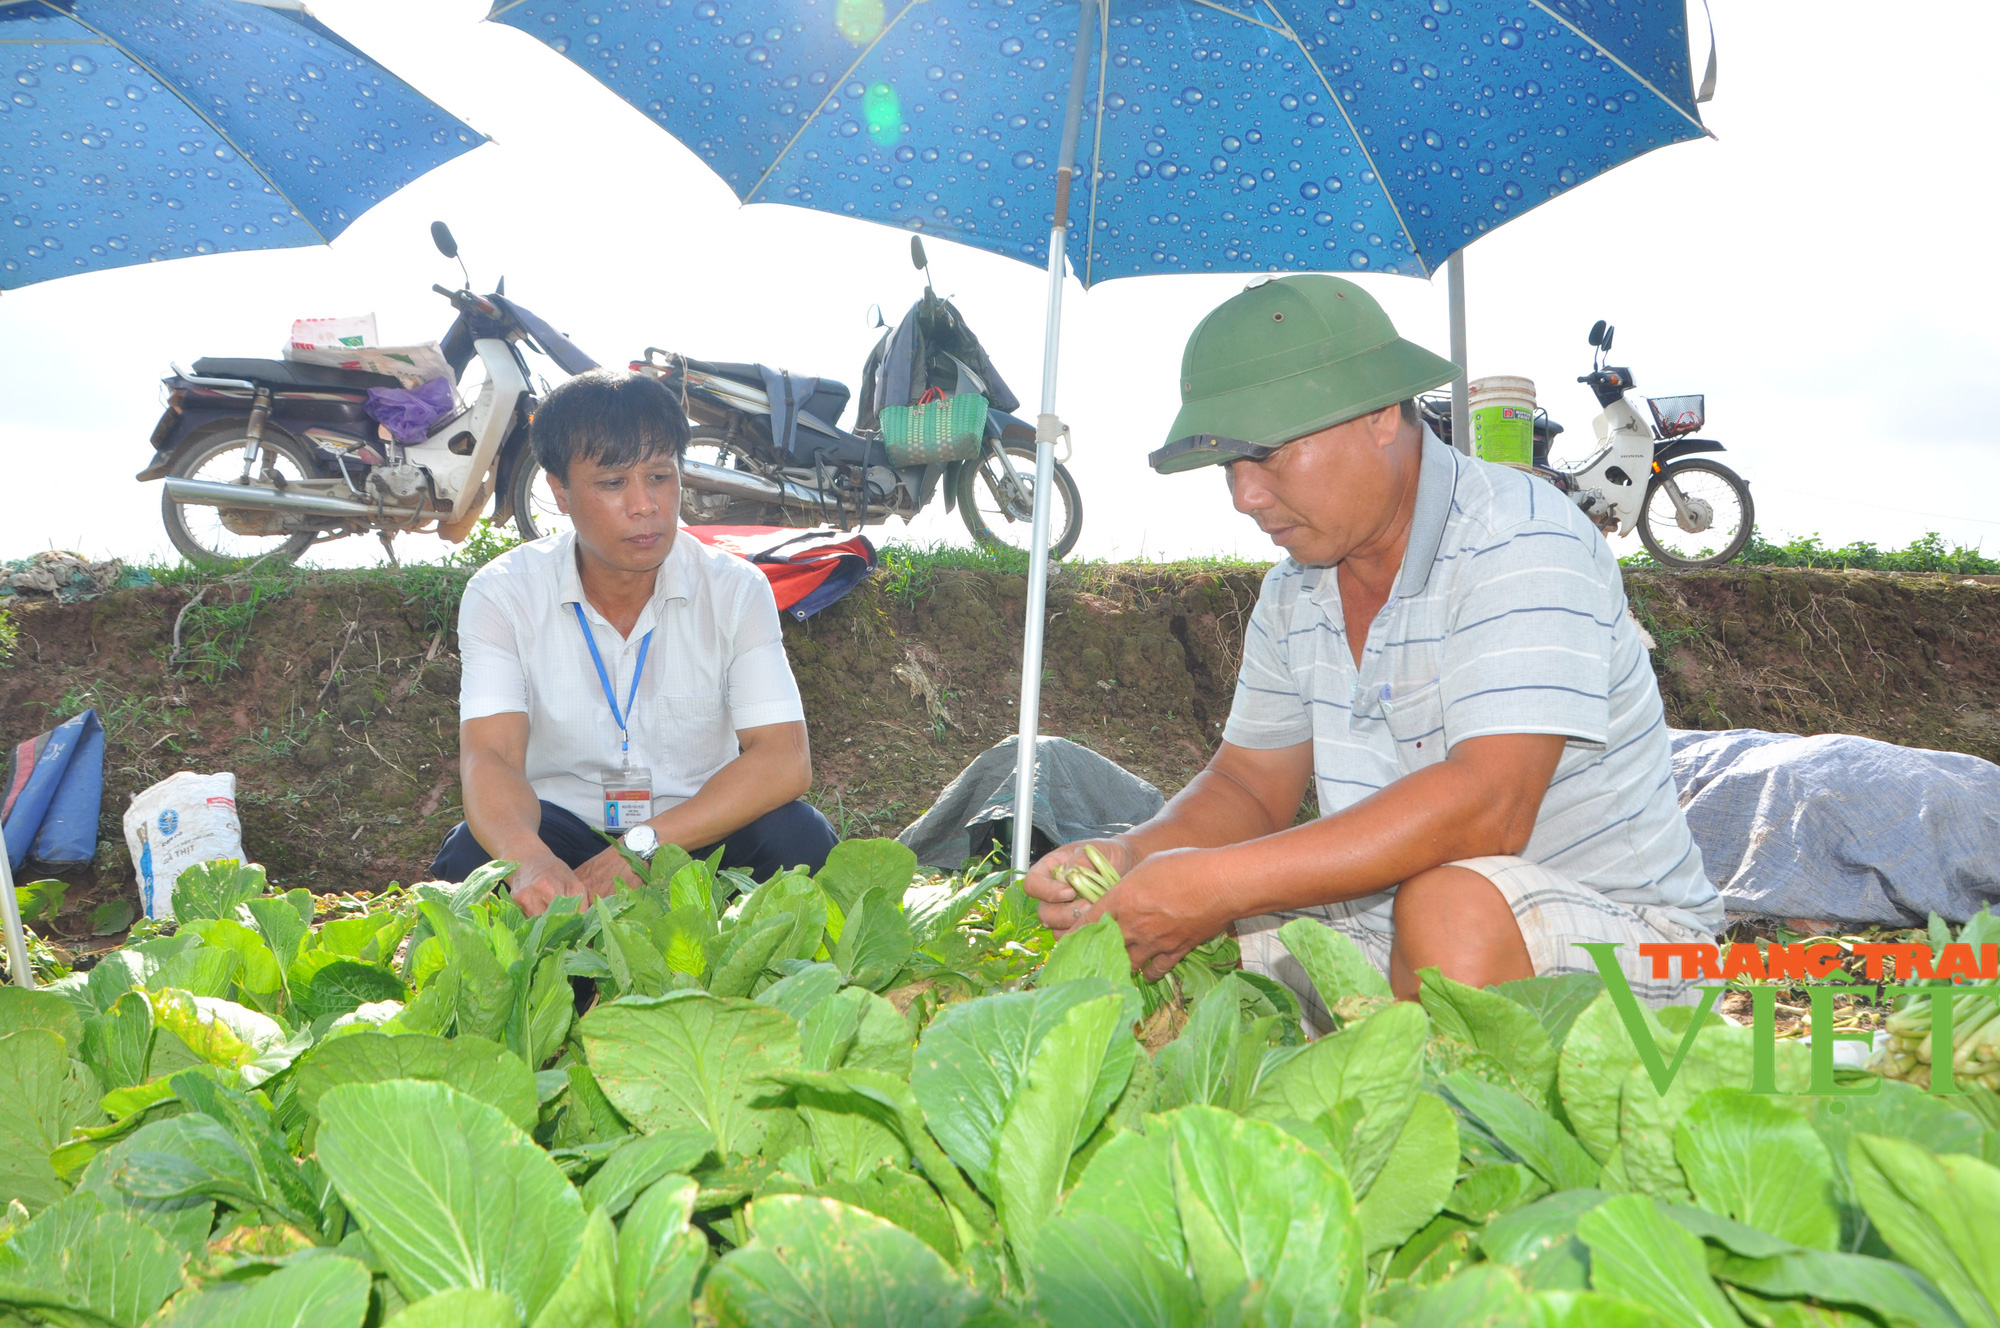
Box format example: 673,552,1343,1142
288,313,377,352
123,771,245,921
285,342,455,390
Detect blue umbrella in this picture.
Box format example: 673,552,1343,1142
492,0,1711,868
0,0,482,290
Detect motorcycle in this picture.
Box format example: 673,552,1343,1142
140,222,596,565
1421,319,1754,570
632,236,1084,558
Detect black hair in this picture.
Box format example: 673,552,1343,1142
1398,398,1419,427
531,368,689,484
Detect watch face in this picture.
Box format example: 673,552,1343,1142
625,826,658,856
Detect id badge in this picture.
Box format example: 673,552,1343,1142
601,769,654,831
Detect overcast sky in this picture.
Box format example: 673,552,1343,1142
3,0,1995,569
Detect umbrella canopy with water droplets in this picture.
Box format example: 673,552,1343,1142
491,0,1710,873
488,0,1706,285
0,0,482,290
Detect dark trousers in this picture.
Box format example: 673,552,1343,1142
429,798,838,885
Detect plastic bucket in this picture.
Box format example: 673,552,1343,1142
1470,376,1536,466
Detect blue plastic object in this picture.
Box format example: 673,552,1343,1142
0,0,482,290
490,0,1707,284
2,709,104,871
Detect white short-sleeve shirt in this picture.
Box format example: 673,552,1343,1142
1223,430,1722,936
457,529,805,825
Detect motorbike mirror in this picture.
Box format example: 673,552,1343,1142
1601,325,1615,354
1587,319,1606,348
910,235,929,273
866,302,886,330
430,221,459,260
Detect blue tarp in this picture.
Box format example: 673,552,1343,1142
1670,728,2000,927
2,709,104,871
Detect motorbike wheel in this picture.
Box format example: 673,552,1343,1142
507,453,574,542
955,442,1084,560
1637,458,1754,569
161,428,318,566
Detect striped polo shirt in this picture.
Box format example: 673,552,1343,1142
1223,430,1722,935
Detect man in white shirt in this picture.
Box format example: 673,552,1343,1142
430,369,837,914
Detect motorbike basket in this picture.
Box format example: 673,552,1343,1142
1649,394,1705,438
879,393,989,466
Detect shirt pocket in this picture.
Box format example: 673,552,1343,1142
651,694,736,790
1380,677,1446,771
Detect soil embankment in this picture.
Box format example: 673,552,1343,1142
6,561,2000,938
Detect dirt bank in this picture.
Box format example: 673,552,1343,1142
6,560,2000,943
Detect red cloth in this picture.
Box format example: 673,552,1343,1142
682,526,877,621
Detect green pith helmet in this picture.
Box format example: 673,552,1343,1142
1150,274,1460,474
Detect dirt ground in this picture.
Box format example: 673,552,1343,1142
6,561,2000,956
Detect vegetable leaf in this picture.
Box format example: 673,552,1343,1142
706,1195,992,1328
580,991,800,1157
317,1079,585,1321
994,992,1133,1267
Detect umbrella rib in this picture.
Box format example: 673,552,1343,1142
1181,0,1289,38
1523,0,1711,137
1081,0,1112,286
1256,0,1428,276
743,0,921,206
46,1,332,245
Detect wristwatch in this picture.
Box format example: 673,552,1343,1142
623,825,660,860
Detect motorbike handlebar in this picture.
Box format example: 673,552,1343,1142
432,283,500,318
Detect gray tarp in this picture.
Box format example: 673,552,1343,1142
1670,728,2000,926
898,736,1164,871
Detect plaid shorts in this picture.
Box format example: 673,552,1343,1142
1237,855,1716,1036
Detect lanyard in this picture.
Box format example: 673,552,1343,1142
573,602,653,766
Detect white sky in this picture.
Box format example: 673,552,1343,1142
3,0,1996,568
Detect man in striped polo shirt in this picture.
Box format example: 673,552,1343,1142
1024,275,1720,1029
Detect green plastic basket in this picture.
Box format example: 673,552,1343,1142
879,393,989,466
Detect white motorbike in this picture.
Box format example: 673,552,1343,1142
1422,319,1754,569
142,222,594,564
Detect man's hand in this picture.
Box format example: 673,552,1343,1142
573,845,641,903
508,852,587,918
1093,846,1233,981
1024,837,1135,936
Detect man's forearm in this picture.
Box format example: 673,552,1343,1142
647,741,807,851
1192,752,1548,918
461,750,558,865
1119,764,1291,861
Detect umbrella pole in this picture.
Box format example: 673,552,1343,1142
1447,252,1471,456
1009,0,1099,877
0,840,34,989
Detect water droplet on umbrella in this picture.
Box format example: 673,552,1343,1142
1431,0,1450,11
1347,250,1370,268
1499,28,1523,48
1000,36,1024,55
1011,150,1035,168
1238,173,1256,189
1221,134,1242,152
1422,129,1443,150
1299,180,1320,199
1279,94,1299,111
1181,87,1203,104
67,56,96,76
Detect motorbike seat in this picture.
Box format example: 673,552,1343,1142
685,357,852,427
190,357,402,392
